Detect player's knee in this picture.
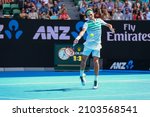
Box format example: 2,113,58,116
93,58,99,64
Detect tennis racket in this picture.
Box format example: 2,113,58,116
64,44,76,57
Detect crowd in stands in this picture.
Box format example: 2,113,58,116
78,0,150,20
0,0,150,20
0,0,71,20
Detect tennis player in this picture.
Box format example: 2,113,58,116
73,8,115,89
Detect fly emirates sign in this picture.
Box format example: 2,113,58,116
107,24,150,42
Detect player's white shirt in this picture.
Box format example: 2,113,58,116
83,18,107,50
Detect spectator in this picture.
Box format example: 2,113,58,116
125,0,132,8
79,2,87,20
101,3,107,10
132,0,142,11
88,0,96,8
28,7,38,19
101,8,112,20
57,0,63,9
35,0,42,10
51,1,59,14
144,7,150,20
112,7,124,20
132,9,138,20
78,0,88,10
143,12,147,20
122,0,132,14
115,0,124,10
136,10,143,20
58,4,66,14
132,5,138,14
94,8,101,18
93,3,98,13
20,8,28,19
106,0,114,16
39,2,49,14
123,8,132,20
112,2,119,13
97,0,106,9
24,1,35,14
47,0,54,8
142,2,148,12
59,9,71,20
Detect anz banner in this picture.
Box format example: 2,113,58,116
102,21,150,70
0,19,150,70
0,18,86,67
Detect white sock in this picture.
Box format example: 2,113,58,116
94,75,98,81
80,70,84,76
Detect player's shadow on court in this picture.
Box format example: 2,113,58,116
26,87,93,92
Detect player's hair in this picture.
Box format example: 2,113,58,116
85,8,93,16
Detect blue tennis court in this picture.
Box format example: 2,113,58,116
0,70,150,100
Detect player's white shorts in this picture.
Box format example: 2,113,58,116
82,46,100,58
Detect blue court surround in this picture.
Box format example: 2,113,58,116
0,70,150,100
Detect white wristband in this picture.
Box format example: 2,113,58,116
76,36,81,40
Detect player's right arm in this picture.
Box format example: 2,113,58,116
99,19,115,33
73,28,86,45
105,24,115,33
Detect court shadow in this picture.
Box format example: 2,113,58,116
25,87,93,92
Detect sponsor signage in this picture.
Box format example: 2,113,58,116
102,21,150,70
0,19,149,70
0,19,85,67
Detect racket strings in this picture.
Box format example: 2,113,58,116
65,47,75,57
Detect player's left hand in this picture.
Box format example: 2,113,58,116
110,28,115,33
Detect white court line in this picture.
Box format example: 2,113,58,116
0,79,150,86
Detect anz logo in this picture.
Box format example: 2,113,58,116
33,26,70,40
71,21,87,40
0,20,23,40
110,60,134,70
33,21,87,40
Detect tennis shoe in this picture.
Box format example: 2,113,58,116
93,80,98,89
80,73,86,86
